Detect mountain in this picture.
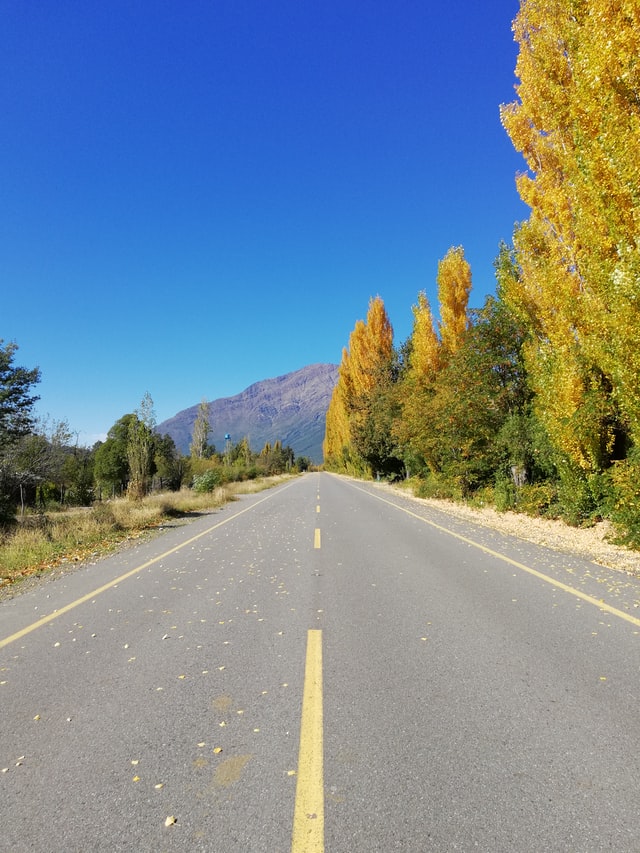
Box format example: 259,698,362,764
157,363,339,463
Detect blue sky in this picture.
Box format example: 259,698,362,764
2,0,528,446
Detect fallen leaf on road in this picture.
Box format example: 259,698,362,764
164,816,177,827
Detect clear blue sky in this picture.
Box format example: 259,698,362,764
2,0,528,446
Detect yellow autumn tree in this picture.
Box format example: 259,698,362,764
323,296,397,475
437,246,472,357
322,347,352,468
394,291,442,472
500,0,640,469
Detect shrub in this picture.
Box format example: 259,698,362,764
556,462,602,527
494,474,517,512
192,470,222,493
603,451,640,548
516,482,558,517
413,474,461,501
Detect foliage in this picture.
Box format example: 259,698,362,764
324,296,402,477
0,340,41,450
437,246,472,356
0,341,41,523
500,0,640,471
190,399,212,459
604,449,640,548
94,414,136,496
127,393,156,500
192,469,221,492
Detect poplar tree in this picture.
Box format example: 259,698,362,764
394,291,441,473
127,392,156,499
437,246,472,357
323,296,398,475
500,0,640,469
190,399,211,459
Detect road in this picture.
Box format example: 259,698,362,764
1,473,639,852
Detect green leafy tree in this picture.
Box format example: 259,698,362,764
0,341,41,521
154,433,185,491
94,414,136,496
0,341,41,449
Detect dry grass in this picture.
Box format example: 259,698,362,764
0,475,295,593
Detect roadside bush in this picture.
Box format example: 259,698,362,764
556,462,603,527
91,501,122,531
493,474,517,512
516,482,558,518
413,474,461,501
193,470,222,493
604,451,640,548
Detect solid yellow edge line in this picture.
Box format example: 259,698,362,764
349,482,640,630
0,484,294,650
292,629,324,853
314,529,321,549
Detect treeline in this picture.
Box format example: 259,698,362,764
0,355,309,525
324,0,640,546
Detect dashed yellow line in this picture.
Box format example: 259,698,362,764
314,529,321,549
316,505,320,513
291,629,324,852
349,482,640,630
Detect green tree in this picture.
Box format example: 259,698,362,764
94,414,135,496
0,340,41,450
0,341,41,521
154,433,185,491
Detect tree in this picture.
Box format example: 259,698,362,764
323,296,400,476
437,246,471,357
154,433,185,491
500,0,640,468
127,393,156,499
190,399,212,459
0,341,40,450
0,341,41,522
395,291,442,474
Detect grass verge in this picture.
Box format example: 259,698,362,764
0,475,294,595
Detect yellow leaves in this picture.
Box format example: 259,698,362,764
323,295,394,471
409,291,440,379
500,0,640,464
437,246,472,356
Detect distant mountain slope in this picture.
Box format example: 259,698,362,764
157,363,339,463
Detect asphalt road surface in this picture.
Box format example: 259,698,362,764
1,473,639,852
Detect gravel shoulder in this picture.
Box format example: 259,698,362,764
383,482,640,578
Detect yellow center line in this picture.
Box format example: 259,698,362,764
0,484,295,650
292,629,324,852
316,505,320,513
349,482,640,630
314,529,321,549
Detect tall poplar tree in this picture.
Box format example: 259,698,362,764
190,399,211,459
437,246,472,357
500,0,639,469
127,393,156,499
395,291,441,473
323,296,399,475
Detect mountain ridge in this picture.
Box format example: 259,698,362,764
157,363,338,463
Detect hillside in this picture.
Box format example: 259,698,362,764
157,363,338,463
